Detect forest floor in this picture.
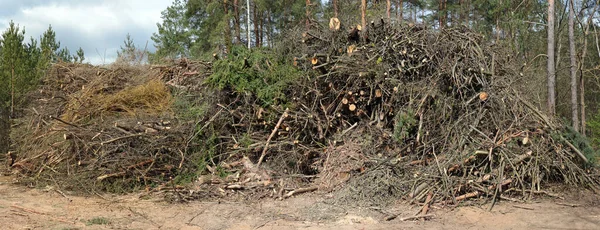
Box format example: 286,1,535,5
1,174,600,230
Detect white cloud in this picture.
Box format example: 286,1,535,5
0,0,173,65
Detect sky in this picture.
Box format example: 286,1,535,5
0,0,173,65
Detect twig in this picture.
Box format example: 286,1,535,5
49,115,80,128
513,205,534,210
186,108,223,148
421,192,433,215
341,122,358,136
387,214,434,221
559,136,589,163
282,186,318,198
555,202,580,207
54,189,72,202
257,108,289,168
100,133,143,145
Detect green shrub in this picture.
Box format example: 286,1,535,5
561,126,599,166
588,111,600,149
393,109,417,143
207,45,300,107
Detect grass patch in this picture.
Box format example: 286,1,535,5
85,217,111,226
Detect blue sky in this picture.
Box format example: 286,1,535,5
0,0,172,64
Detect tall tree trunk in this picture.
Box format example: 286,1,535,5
10,67,14,117
234,0,242,43
444,0,448,26
259,11,264,47
361,0,366,29
223,0,232,52
246,0,250,48
439,0,443,28
578,3,599,136
267,10,273,48
398,0,403,23
568,0,579,131
547,0,556,115
333,0,338,18
306,0,311,30
254,3,259,47
387,0,391,22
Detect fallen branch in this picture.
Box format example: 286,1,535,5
421,192,433,215
400,214,434,221
257,108,289,168
386,214,434,221
49,115,80,129
282,186,318,198
100,133,143,145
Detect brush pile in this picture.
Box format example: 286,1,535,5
9,61,210,193
290,20,598,205
7,20,598,207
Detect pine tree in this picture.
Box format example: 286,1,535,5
0,21,26,115
76,47,85,63
37,25,61,77
57,47,72,62
118,33,136,62
151,0,193,60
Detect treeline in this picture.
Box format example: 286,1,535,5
150,0,549,59
0,21,85,116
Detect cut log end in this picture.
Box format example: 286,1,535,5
349,104,357,112
479,92,489,101
311,57,319,65
329,17,341,31
342,98,349,105
347,45,356,54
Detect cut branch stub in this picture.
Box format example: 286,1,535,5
347,45,356,54
375,89,383,98
479,92,489,101
349,104,357,112
311,57,319,65
329,17,341,31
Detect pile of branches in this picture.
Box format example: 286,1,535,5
9,61,210,193
289,20,599,205
7,20,598,207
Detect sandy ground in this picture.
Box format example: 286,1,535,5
1,175,600,230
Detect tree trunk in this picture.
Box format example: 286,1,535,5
386,0,391,22
246,0,250,48
547,0,556,115
254,3,259,47
223,0,232,52
568,0,578,131
306,0,311,30
361,0,367,30
259,11,264,47
578,3,600,136
267,10,273,48
333,0,338,18
444,0,448,26
10,67,14,117
439,0,443,28
234,0,242,43
398,0,403,23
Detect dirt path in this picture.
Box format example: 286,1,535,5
1,175,600,230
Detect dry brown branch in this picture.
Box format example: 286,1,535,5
257,108,289,168
283,186,318,198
